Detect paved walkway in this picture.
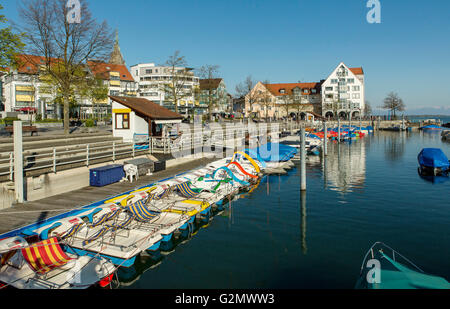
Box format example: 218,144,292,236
0,157,216,235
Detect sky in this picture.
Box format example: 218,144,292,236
2,0,450,115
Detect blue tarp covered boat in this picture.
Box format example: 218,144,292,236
420,125,442,131
248,143,297,162
418,148,450,176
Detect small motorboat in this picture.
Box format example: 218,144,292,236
419,124,442,131
418,148,450,176
355,242,450,289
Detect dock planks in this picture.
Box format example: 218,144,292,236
0,157,216,235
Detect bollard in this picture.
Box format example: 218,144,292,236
300,127,306,191
53,148,56,173
86,144,90,167
323,121,328,156
13,121,24,203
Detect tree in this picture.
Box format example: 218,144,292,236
0,4,25,68
80,76,109,120
198,64,222,121
235,76,257,119
364,100,372,116
18,0,113,134
382,92,405,119
161,50,192,114
257,80,272,120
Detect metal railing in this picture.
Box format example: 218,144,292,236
0,121,301,181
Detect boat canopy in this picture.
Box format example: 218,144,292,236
418,148,450,169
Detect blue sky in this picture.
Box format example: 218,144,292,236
2,0,450,114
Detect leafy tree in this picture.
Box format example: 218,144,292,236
0,4,25,68
18,0,113,134
364,100,372,116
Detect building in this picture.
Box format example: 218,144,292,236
0,32,136,120
321,63,365,119
110,95,183,142
245,81,323,119
242,62,364,120
131,63,200,116
199,78,232,115
0,70,5,112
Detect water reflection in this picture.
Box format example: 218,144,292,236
320,139,367,193
383,131,407,162
300,190,307,255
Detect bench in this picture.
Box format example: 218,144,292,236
5,126,39,136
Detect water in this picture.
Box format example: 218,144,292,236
119,131,450,289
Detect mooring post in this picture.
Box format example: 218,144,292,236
323,121,328,156
300,127,306,191
359,114,362,132
13,121,24,203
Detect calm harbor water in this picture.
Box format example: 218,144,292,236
119,130,450,289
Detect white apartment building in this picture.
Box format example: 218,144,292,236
321,62,365,119
131,63,200,116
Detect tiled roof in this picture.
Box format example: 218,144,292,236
349,67,364,75
199,78,223,90
87,61,134,82
263,82,322,96
109,96,183,120
14,54,61,74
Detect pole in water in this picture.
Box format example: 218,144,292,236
338,118,341,143
300,127,306,191
323,121,328,156
13,121,24,203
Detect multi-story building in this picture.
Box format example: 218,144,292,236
321,63,365,119
243,62,364,120
245,81,323,119
199,78,232,115
131,63,200,116
0,71,4,112
0,34,136,120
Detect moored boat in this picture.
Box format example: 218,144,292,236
418,148,450,176
355,242,450,289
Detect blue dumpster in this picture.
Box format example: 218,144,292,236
89,164,125,187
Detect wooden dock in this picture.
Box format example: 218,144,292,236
0,157,216,235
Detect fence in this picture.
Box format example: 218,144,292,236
0,120,304,181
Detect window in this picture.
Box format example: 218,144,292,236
115,113,130,130
312,89,317,94
352,86,360,91
325,87,333,91
331,79,338,84
352,93,360,99
347,78,355,84
279,89,286,94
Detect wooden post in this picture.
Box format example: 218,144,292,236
300,127,306,191
323,121,328,156
13,121,24,203
86,144,90,167
53,148,56,173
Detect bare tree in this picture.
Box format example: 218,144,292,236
198,64,222,121
235,75,257,119
364,100,372,117
382,92,405,119
161,50,192,114
257,80,273,120
18,0,113,134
